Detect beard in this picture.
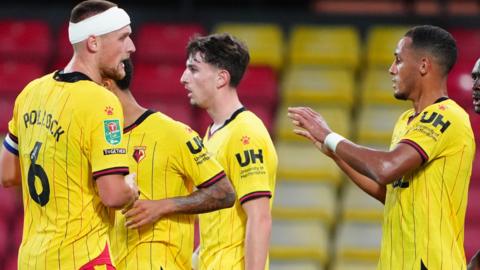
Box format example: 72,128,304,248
394,91,408,100
100,66,124,81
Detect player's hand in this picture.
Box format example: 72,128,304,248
288,107,332,143
123,199,172,229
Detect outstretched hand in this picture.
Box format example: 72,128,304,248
123,199,172,229
288,106,332,143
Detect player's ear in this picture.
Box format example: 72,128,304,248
216,69,230,89
419,56,430,75
86,36,99,52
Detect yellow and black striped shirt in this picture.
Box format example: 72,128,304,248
7,71,130,270
379,98,475,270
109,111,225,270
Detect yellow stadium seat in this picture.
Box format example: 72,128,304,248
281,66,355,106
276,105,351,142
341,182,384,222
270,219,329,265
361,68,413,106
289,25,360,69
273,179,337,227
213,23,284,70
335,221,382,262
276,141,342,185
330,259,379,270
270,259,324,270
356,105,409,144
366,25,410,67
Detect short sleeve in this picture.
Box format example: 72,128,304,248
173,125,225,188
399,109,452,163
89,93,129,179
227,131,273,204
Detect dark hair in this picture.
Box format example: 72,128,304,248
404,25,457,76
186,33,250,87
114,59,133,91
70,0,116,23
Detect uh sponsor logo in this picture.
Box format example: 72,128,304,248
103,119,121,145
236,149,263,167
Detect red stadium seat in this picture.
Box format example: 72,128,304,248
3,253,18,270
0,98,14,134
53,22,72,71
237,66,278,107
465,223,480,261
0,20,52,66
131,63,186,102
135,23,206,65
0,220,8,263
466,187,480,225
447,60,476,110
0,61,45,97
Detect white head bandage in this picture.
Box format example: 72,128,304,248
68,6,130,44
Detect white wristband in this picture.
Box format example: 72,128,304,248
324,132,345,153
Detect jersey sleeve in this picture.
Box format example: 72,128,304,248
398,108,452,163
172,125,225,188
88,91,129,179
227,129,273,204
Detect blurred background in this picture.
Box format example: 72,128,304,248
0,0,479,269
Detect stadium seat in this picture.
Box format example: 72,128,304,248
281,66,355,106
135,23,206,65
270,219,329,265
356,105,408,144
465,186,480,226
341,183,384,223
270,259,324,270
0,61,45,97
330,259,379,270
366,25,410,68
237,66,278,107
335,221,382,262
0,98,14,134
276,105,351,142
213,23,284,70
288,25,360,70
0,220,8,263
273,179,337,228
447,59,476,110
465,223,480,261
131,63,186,102
52,22,71,70
361,68,413,106
276,141,342,185
0,20,52,66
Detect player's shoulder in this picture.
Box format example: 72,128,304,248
229,110,273,145
148,111,200,138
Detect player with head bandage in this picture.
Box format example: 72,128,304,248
0,1,139,269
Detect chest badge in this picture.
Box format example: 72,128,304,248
133,146,146,163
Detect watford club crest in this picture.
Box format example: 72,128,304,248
133,146,146,163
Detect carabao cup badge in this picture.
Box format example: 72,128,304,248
104,119,121,145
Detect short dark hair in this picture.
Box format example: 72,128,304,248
186,33,250,87
70,0,116,23
114,59,133,91
404,25,457,76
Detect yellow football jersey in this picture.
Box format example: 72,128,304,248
199,108,278,270
109,110,226,270
6,71,130,270
379,98,475,270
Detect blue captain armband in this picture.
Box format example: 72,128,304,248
3,133,19,156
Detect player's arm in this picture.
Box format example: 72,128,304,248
96,173,138,209
289,107,423,186
243,197,271,270
0,136,21,187
124,173,235,229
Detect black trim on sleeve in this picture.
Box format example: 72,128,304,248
92,166,129,180
197,171,226,189
239,191,272,204
399,139,429,164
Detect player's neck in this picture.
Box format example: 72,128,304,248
64,55,102,84
411,78,448,113
207,89,243,126
118,90,147,127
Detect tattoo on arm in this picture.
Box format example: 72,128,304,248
172,177,236,214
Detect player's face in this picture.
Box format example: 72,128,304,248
472,58,480,113
180,52,218,109
389,37,419,101
98,25,135,81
